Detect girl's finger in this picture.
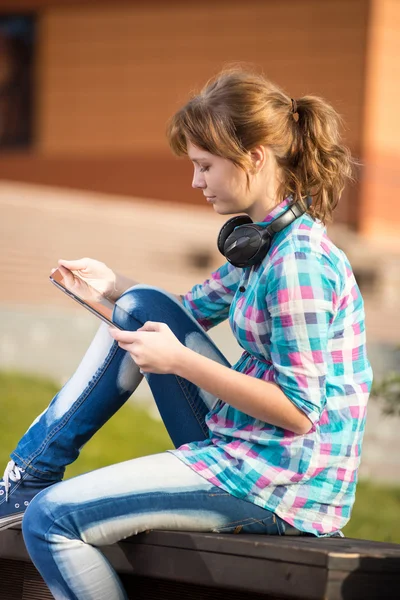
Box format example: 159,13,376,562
58,258,87,271
141,321,161,332
108,328,140,343
118,342,134,354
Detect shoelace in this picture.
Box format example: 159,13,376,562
0,460,24,502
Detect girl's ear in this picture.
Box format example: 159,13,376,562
249,145,267,173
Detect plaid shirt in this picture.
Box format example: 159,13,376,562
171,197,373,535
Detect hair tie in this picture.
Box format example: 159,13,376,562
290,98,299,122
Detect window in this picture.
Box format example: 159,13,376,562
0,15,35,149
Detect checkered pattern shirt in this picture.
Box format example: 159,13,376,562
171,197,373,535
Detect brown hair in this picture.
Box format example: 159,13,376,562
166,67,354,223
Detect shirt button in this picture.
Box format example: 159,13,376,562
239,286,246,292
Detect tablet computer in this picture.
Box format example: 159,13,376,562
49,268,123,330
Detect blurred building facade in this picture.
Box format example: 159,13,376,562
0,0,398,239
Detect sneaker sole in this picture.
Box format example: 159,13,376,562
0,512,25,531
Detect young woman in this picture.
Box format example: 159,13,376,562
0,68,372,600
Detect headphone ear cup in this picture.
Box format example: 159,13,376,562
217,215,253,257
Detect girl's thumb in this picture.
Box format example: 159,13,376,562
140,321,160,332
58,258,86,269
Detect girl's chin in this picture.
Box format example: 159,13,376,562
209,199,244,216
213,204,241,216
212,204,229,215
210,200,228,212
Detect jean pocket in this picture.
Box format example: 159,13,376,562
212,515,281,535
212,517,259,534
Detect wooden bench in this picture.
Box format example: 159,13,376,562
1,527,399,599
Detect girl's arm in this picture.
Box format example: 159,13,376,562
176,350,312,435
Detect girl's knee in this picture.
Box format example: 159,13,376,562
22,485,76,545
22,490,53,544
113,284,183,329
116,284,176,311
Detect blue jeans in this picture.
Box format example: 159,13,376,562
16,285,303,600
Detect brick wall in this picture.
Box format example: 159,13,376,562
0,0,369,226
36,1,368,155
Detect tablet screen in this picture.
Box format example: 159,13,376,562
49,268,122,329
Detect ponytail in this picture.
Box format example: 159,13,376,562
282,95,354,222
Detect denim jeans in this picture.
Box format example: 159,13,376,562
16,285,303,600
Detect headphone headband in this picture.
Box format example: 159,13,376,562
267,201,303,234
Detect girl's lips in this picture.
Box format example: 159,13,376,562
206,196,216,202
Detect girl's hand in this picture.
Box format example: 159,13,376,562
108,321,187,375
51,258,116,302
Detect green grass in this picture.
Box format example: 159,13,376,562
343,480,400,543
1,371,399,543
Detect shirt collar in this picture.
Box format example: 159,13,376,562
258,196,293,225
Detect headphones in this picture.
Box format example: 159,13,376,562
217,198,311,268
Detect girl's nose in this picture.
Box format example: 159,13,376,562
192,170,206,189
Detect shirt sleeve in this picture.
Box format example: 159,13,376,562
265,247,340,425
182,261,242,331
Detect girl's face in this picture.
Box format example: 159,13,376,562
187,141,278,221
187,141,255,216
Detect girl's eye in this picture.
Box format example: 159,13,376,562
200,166,209,173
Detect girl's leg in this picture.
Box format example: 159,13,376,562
22,452,283,600
0,284,230,527
12,284,229,479
11,322,143,481
112,284,232,447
